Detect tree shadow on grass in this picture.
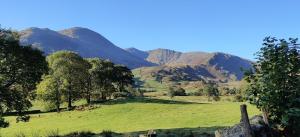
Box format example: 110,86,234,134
121,126,227,137
4,97,208,116
60,126,227,137
100,97,209,105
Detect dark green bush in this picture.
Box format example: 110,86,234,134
100,130,113,137
63,131,95,137
168,87,186,97
111,92,131,98
233,94,243,102
193,89,204,96
0,116,9,128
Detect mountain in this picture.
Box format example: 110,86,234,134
19,27,252,81
125,47,149,60
19,27,154,68
146,48,182,65
127,48,253,81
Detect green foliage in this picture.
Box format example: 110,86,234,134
0,115,9,128
113,65,134,92
36,75,63,112
100,130,113,137
233,94,243,102
245,37,300,136
168,87,186,98
86,58,134,102
0,28,47,124
86,58,115,101
220,87,240,96
203,82,220,101
63,131,95,137
45,51,90,110
189,89,204,96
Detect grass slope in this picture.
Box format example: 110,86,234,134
1,97,260,137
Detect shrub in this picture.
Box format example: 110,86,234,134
0,116,9,128
245,37,300,136
16,115,30,123
63,131,95,137
168,87,186,98
233,94,243,102
193,89,204,96
203,82,220,101
111,92,131,98
100,130,113,137
212,96,221,101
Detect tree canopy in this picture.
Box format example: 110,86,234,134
0,28,47,126
245,37,300,136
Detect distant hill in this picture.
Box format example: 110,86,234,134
19,27,154,68
19,27,252,81
124,47,149,60
127,48,253,80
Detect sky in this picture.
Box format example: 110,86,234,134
1,0,300,60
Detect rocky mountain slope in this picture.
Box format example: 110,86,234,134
19,27,252,81
126,48,253,80
19,27,154,68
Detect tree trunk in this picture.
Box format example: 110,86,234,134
67,87,72,110
240,104,254,137
262,108,269,126
86,79,91,104
86,93,91,104
56,102,60,113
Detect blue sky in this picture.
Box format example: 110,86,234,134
1,0,300,60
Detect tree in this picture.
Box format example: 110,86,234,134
0,28,47,119
86,58,108,103
36,75,62,112
91,59,116,101
46,51,90,110
113,65,134,92
203,82,220,101
245,37,300,136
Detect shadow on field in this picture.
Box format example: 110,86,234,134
121,126,226,137
60,126,226,137
4,98,208,116
102,97,208,105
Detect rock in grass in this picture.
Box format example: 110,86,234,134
215,115,270,137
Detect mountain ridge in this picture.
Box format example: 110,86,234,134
19,27,155,68
19,27,253,81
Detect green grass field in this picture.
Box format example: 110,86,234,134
0,96,260,137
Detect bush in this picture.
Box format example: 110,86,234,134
193,89,204,96
16,115,30,123
212,96,221,101
168,87,186,98
111,92,131,98
233,94,243,102
100,130,114,137
203,82,220,101
63,131,95,137
220,87,240,96
0,116,9,128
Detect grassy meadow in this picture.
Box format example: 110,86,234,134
1,96,260,137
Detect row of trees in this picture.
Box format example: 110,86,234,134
0,28,134,127
36,51,134,111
